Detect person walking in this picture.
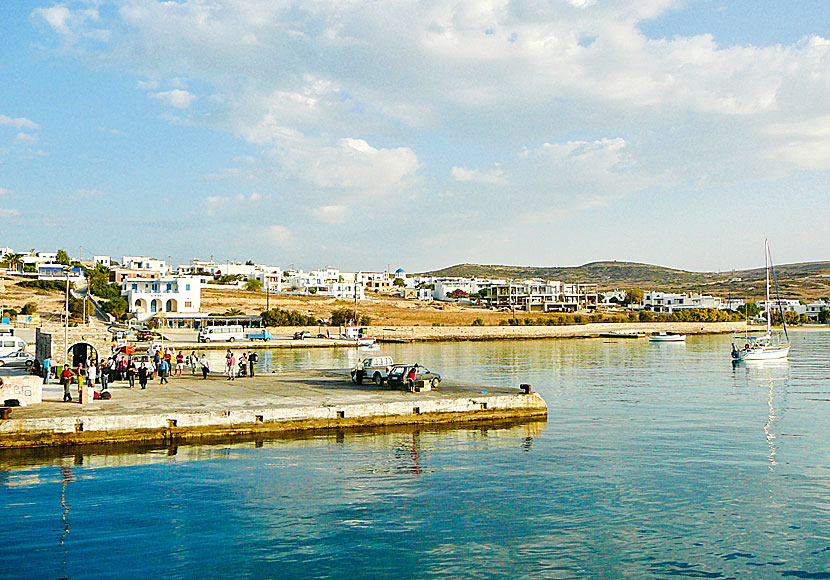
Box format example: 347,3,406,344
200,354,210,379
138,361,149,389
126,358,136,388
248,351,258,377
60,365,75,402
190,350,198,375
42,355,52,385
158,357,170,384
226,352,236,381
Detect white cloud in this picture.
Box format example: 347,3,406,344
137,80,159,90
151,89,196,109
34,5,71,35
451,165,506,184
202,192,264,215
0,187,10,196
14,133,37,145
0,208,20,217
266,225,293,246
0,115,39,131
310,205,349,224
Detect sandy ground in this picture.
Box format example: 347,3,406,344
0,274,66,322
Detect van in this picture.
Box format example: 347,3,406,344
0,335,28,357
198,325,246,343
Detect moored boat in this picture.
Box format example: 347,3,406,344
732,239,790,362
649,332,686,342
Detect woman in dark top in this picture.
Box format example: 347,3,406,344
138,362,149,390
126,359,136,388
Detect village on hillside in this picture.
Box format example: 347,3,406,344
1,246,829,329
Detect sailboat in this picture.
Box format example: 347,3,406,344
731,239,790,361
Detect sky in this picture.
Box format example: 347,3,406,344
1,0,829,273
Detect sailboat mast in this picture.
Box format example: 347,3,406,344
765,238,771,332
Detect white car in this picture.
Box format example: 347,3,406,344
0,350,35,369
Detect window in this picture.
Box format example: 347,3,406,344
186,284,190,291
132,284,137,291
166,283,172,292
185,301,192,308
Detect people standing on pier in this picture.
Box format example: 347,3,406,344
126,358,136,388
248,351,258,378
42,355,52,384
138,361,149,389
60,365,75,402
226,352,236,380
175,351,184,377
158,357,170,384
200,354,210,379
190,350,198,375
87,361,97,387
100,359,110,391
238,353,247,377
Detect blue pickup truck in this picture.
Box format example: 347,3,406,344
245,330,274,341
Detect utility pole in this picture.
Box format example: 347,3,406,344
64,270,70,366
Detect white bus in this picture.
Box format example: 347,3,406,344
0,335,28,357
198,325,246,343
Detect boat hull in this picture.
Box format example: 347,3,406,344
649,334,686,342
734,345,790,361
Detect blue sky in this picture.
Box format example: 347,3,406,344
1,0,828,273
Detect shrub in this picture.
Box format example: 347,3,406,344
261,308,317,327
20,302,37,315
471,318,484,326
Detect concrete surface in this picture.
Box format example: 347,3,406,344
0,370,547,448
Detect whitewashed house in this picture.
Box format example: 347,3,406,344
121,256,170,276
122,276,201,321
642,291,725,313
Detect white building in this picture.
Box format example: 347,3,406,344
642,291,726,313
93,255,112,268
758,299,806,317
37,264,84,282
180,259,258,278
121,256,170,276
805,300,830,321
0,247,13,260
122,276,201,321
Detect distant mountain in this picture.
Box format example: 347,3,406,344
423,261,830,300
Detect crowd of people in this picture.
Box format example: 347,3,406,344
37,344,261,403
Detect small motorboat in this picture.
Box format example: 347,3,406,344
648,332,686,342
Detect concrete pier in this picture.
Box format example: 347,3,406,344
0,371,547,448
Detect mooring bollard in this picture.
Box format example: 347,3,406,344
520,384,532,394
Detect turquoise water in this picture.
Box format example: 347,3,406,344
2,330,830,579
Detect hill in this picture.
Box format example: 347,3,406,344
425,261,830,300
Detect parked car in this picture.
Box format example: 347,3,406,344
136,330,161,342
0,350,35,369
293,331,312,340
386,364,441,390
350,356,394,385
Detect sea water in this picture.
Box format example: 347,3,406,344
2,329,830,579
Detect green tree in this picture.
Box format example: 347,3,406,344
245,278,263,292
471,317,484,326
393,278,406,287
1,253,23,271
330,307,355,326
818,308,829,324
261,308,317,326
56,249,71,265
624,288,644,306
101,296,129,320
20,302,37,315
225,308,245,316
737,302,760,317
